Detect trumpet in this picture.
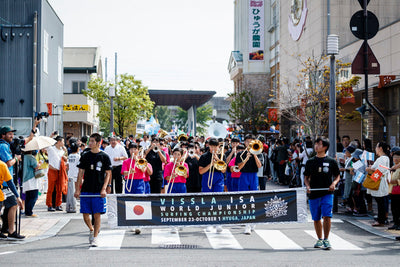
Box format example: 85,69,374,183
153,146,160,153
188,150,195,157
232,165,240,172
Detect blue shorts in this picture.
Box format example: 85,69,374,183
309,194,334,221
202,172,224,192
166,182,186,193
238,172,258,191
144,181,150,194
80,192,106,214
125,179,145,194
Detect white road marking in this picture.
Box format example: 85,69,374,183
306,214,343,223
255,230,303,250
89,230,126,250
305,230,362,250
0,251,16,255
151,229,181,245
204,229,243,250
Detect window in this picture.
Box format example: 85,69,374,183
0,117,32,136
72,81,86,94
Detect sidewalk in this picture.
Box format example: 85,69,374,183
1,181,399,247
0,193,81,247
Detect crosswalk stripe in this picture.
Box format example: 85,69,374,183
255,230,303,250
304,230,362,250
204,229,243,250
151,229,181,245
89,230,126,250
306,214,343,223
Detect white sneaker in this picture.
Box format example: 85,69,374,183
244,225,251,235
206,226,213,232
134,228,141,235
170,227,178,234
216,225,223,233
250,224,256,231
89,230,94,244
91,237,99,247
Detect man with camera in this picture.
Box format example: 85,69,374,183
0,119,40,239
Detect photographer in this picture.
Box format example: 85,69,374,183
0,120,39,239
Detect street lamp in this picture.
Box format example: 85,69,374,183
109,86,115,137
327,34,339,158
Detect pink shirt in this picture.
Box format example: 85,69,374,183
164,161,189,183
144,163,152,182
229,157,241,178
162,147,170,169
121,158,145,180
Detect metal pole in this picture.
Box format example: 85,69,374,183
328,54,336,158
362,0,387,142
33,11,38,115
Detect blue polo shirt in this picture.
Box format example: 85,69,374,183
0,139,13,187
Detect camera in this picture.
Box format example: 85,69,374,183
10,137,25,155
35,112,49,120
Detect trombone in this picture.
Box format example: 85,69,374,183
167,150,188,194
240,139,263,161
135,148,148,172
207,142,226,189
125,152,137,193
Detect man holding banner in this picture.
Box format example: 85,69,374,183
75,133,112,247
304,137,340,250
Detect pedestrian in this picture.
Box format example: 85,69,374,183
104,136,128,194
22,150,40,217
74,133,112,247
304,137,340,250
35,149,49,194
366,142,391,227
46,136,68,212
66,143,80,213
388,151,400,230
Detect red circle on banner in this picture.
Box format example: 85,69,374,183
133,205,144,215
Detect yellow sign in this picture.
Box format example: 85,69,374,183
63,104,90,112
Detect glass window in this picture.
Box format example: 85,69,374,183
72,82,79,94
79,81,86,92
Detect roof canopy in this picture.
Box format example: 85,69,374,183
148,90,216,110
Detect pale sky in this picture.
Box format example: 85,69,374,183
48,0,235,97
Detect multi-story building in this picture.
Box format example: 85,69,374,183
0,0,63,136
230,0,400,146
63,47,102,138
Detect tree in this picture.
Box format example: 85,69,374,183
84,74,154,137
279,55,360,140
155,106,173,131
175,104,213,135
228,89,270,134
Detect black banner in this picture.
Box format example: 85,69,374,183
107,189,305,227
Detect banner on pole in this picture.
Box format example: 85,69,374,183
106,189,307,228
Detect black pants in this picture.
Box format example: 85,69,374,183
258,176,266,190
111,165,123,194
25,190,39,216
150,178,163,194
391,194,400,225
374,196,386,224
278,164,286,184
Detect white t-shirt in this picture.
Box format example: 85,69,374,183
368,155,390,197
140,140,151,150
47,146,65,170
104,144,128,167
68,153,80,181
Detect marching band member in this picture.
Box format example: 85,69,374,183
144,162,152,194
235,134,262,235
145,138,167,193
199,138,226,233
121,143,146,194
164,147,189,194
185,143,202,193
225,138,240,191
228,144,246,192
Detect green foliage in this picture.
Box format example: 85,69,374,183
228,90,269,134
84,74,154,137
175,104,213,135
155,106,173,131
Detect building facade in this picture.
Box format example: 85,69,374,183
63,47,102,138
0,0,63,136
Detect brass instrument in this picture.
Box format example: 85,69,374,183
232,165,240,172
153,146,160,153
158,129,169,138
177,134,188,142
214,142,227,171
188,150,195,157
135,148,147,172
174,150,188,177
248,139,263,155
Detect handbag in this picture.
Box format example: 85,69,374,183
362,172,381,190
34,169,46,179
392,185,400,195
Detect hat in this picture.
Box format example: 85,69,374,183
352,149,363,159
346,146,356,154
391,146,400,153
0,126,16,135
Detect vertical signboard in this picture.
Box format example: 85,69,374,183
249,0,264,60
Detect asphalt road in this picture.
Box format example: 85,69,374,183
0,217,399,266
